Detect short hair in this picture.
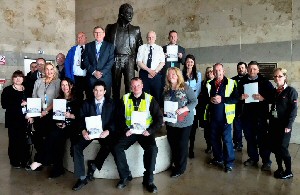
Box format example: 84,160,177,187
130,77,143,83
213,63,223,69
11,70,24,81
237,62,247,68
93,26,105,32
36,58,46,64
248,61,259,68
168,30,178,37
93,80,106,91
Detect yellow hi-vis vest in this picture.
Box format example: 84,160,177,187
123,93,153,128
204,78,236,124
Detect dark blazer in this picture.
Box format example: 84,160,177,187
79,98,116,135
83,40,115,90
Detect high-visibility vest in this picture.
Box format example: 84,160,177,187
204,78,236,124
123,93,153,128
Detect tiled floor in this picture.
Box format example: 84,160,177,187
0,123,299,195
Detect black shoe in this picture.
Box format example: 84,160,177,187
170,171,183,178
208,159,224,167
225,166,233,173
274,169,284,179
116,174,133,189
87,160,97,181
261,163,271,172
11,164,22,169
48,169,65,179
143,182,158,193
280,171,293,179
243,159,258,167
72,179,88,191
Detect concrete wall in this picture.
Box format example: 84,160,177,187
76,0,300,143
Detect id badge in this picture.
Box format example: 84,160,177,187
22,107,27,114
43,103,47,110
272,110,278,118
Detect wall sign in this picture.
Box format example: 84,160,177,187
0,55,6,65
258,63,277,80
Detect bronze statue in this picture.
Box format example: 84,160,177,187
105,3,143,100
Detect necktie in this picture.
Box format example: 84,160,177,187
96,103,102,115
80,46,85,69
146,46,152,68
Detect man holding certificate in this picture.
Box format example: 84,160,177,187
72,80,116,191
113,77,163,193
239,61,274,171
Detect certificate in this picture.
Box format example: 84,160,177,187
163,101,178,123
53,99,66,120
85,115,103,139
166,45,178,62
130,111,147,134
244,82,259,103
26,98,41,117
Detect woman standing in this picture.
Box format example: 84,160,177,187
198,67,214,154
1,70,31,168
269,68,298,179
163,67,197,177
29,63,60,170
182,54,201,158
30,78,80,178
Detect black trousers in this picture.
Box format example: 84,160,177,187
167,125,192,174
140,70,163,105
113,134,158,183
73,136,113,178
189,117,198,152
74,75,88,102
32,114,53,163
8,126,30,166
112,56,135,100
42,124,68,171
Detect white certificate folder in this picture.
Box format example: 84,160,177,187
85,115,103,139
26,98,41,117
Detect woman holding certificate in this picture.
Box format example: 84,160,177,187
1,70,31,168
182,54,201,158
269,68,298,179
29,63,60,171
46,78,80,178
163,67,197,178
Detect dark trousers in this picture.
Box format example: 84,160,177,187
32,114,53,163
167,125,192,174
189,117,198,152
242,115,271,164
269,121,292,172
233,116,243,147
112,56,135,100
73,136,112,178
139,70,162,105
42,124,68,171
203,120,212,149
210,122,235,166
74,75,87,102
8,127,30,166
113,134,158,183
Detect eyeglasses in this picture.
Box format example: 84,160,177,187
274,75,284,78
94,31,104,34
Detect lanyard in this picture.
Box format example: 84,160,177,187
44,81,52,104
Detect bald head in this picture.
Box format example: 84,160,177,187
147,31,156,45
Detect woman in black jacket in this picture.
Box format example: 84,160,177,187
1,70,31,168
269,68,298,179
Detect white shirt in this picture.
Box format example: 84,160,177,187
136,44,165,70
73,45,87,76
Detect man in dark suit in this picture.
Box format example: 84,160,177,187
84,26,115,99
72,80,116,191
105,3,143,101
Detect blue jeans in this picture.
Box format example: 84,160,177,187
210,122,235,167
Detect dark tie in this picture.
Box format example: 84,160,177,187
146,46,152,68
80,46,85,69
96,103,102,115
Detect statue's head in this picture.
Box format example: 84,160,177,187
118,3,133,23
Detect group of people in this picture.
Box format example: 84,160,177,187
0,2,298,194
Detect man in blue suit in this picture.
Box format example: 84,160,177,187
84,26,115,99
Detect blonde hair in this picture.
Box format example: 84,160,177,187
164,67,185,92
273,67,288,83
44,62,59,80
